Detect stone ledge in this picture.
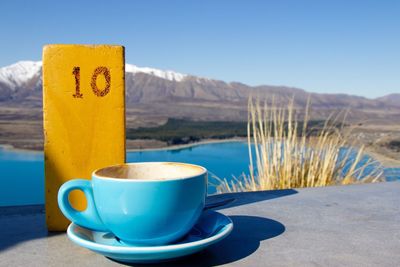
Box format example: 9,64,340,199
1,182,399,266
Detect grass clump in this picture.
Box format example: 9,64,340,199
217,97,383,193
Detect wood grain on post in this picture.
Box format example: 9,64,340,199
43,45,126,231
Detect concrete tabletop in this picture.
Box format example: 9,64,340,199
1,182,399,267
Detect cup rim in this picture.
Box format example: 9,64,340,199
92,162,207,182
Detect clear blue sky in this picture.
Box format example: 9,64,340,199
1,0,399,98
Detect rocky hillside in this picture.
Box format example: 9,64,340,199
1,61,399,122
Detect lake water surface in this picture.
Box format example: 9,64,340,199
1,142,399,206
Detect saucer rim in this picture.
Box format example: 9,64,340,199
67,210,233,253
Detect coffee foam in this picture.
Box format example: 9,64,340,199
95,162,205,180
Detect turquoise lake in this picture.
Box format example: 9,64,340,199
1,142,399,206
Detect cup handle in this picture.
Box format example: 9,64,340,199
57,179,107,231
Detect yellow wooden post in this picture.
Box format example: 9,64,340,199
43,45,126,231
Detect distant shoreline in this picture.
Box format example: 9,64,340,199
0,144,43,154
126,138,247,152
1,138,399,168
363,148,400,168
0,138,247,154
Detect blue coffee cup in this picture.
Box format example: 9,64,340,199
58,162,207,246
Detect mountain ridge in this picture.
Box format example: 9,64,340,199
0,61,399,122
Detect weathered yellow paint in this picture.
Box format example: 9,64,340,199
43,45,126,231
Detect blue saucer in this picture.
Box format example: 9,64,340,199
67,210,233,263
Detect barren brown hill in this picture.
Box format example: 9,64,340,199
1,61,399,124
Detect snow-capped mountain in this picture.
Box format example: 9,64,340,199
0,60,193,104
125,64,187,82
0,60,399,122
0,61,187,86
0,61,42,91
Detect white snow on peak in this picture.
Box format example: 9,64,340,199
0,61,42,90
125,63,187,82
0,61,188,90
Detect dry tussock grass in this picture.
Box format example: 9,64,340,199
216,97,383,193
